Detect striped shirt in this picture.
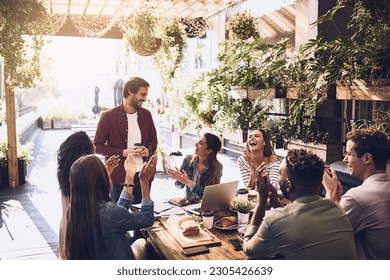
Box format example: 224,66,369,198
237,155,281,194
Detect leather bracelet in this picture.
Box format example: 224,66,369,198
123,183,135,188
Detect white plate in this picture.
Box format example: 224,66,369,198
214,220,239,230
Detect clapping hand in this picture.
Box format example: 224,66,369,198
105,155,120,175
124,154,137,177
140,154,158,183
322,168,343,203
256,166,271,203
168,167,191,186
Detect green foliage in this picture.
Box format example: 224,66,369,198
0,0,52,89
230,198,254,214
182,70,230,128
154,18,187,94
214,98,273,133
227,10,258,40
217,37,289,89
124,5,161,56
0,140,34,167
307,2,390,85
350,109,390,140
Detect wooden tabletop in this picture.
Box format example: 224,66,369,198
144,216,248,260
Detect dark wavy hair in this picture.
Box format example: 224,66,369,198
123,76,150,98
191,133,222,186
245,128,275,157
56,131,95,197
285,148,324,192
62,155,111,260
346,128,390,170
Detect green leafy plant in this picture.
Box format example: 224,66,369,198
230,198,254,214
302,2,390,86
154,18,187,95
0,140,34,167
227,11,258,40
124,5,161,56
180,17,209,39
217,36,289,90
350,109,390,140
0,0,53,89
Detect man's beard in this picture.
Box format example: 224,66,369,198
131,98,142,109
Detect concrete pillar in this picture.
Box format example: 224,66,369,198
295,0,318,50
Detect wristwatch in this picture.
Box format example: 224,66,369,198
122,183,135,188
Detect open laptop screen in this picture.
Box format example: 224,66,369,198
182,180,239,215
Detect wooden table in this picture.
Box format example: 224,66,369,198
143,215,248,260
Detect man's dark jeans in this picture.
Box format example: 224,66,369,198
111,172,150,204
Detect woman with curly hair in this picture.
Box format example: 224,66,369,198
57,131,119,255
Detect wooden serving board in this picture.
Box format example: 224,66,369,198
160,217,221,249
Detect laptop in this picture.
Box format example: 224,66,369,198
182,180,239,216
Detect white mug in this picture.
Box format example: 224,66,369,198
201,210,214,229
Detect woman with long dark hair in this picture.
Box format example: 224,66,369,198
57,131,119,224
168,133,223,204
237,128,282,195
60,154,157,260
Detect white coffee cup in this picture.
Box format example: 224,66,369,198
237,188,249,201
201,210,214,229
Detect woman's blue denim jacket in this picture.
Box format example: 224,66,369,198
175,155,223,201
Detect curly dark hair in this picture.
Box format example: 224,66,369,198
346,128,390,170
285,148,324,191
56,131,95,197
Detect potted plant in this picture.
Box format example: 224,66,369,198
297,2,390,99
230,198,254,224
0,140,34,186
123,5,161,56
180,17,209,39
154,18,187,96
226,10,259,41
0,0,53,186
217,36,289,99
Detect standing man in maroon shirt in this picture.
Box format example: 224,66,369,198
94,76,158,204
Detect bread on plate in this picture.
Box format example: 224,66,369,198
219,216,237,228
178,215,199,236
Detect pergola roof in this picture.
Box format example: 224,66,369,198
46,0,243,18
44,0,246,38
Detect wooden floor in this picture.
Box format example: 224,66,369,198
0,128,241,260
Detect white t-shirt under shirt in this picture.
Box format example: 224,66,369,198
127,112,143,171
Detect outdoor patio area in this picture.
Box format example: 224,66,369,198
0,128,242,260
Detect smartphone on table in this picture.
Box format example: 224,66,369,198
228,238,243,251
182,245,210,256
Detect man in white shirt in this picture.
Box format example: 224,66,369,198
323,128,390,259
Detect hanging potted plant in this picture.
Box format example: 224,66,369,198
154,18,187,95
227,11,259,41
180,17,210,39
124,5,162,56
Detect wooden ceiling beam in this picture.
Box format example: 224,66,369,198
82,0,91,16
